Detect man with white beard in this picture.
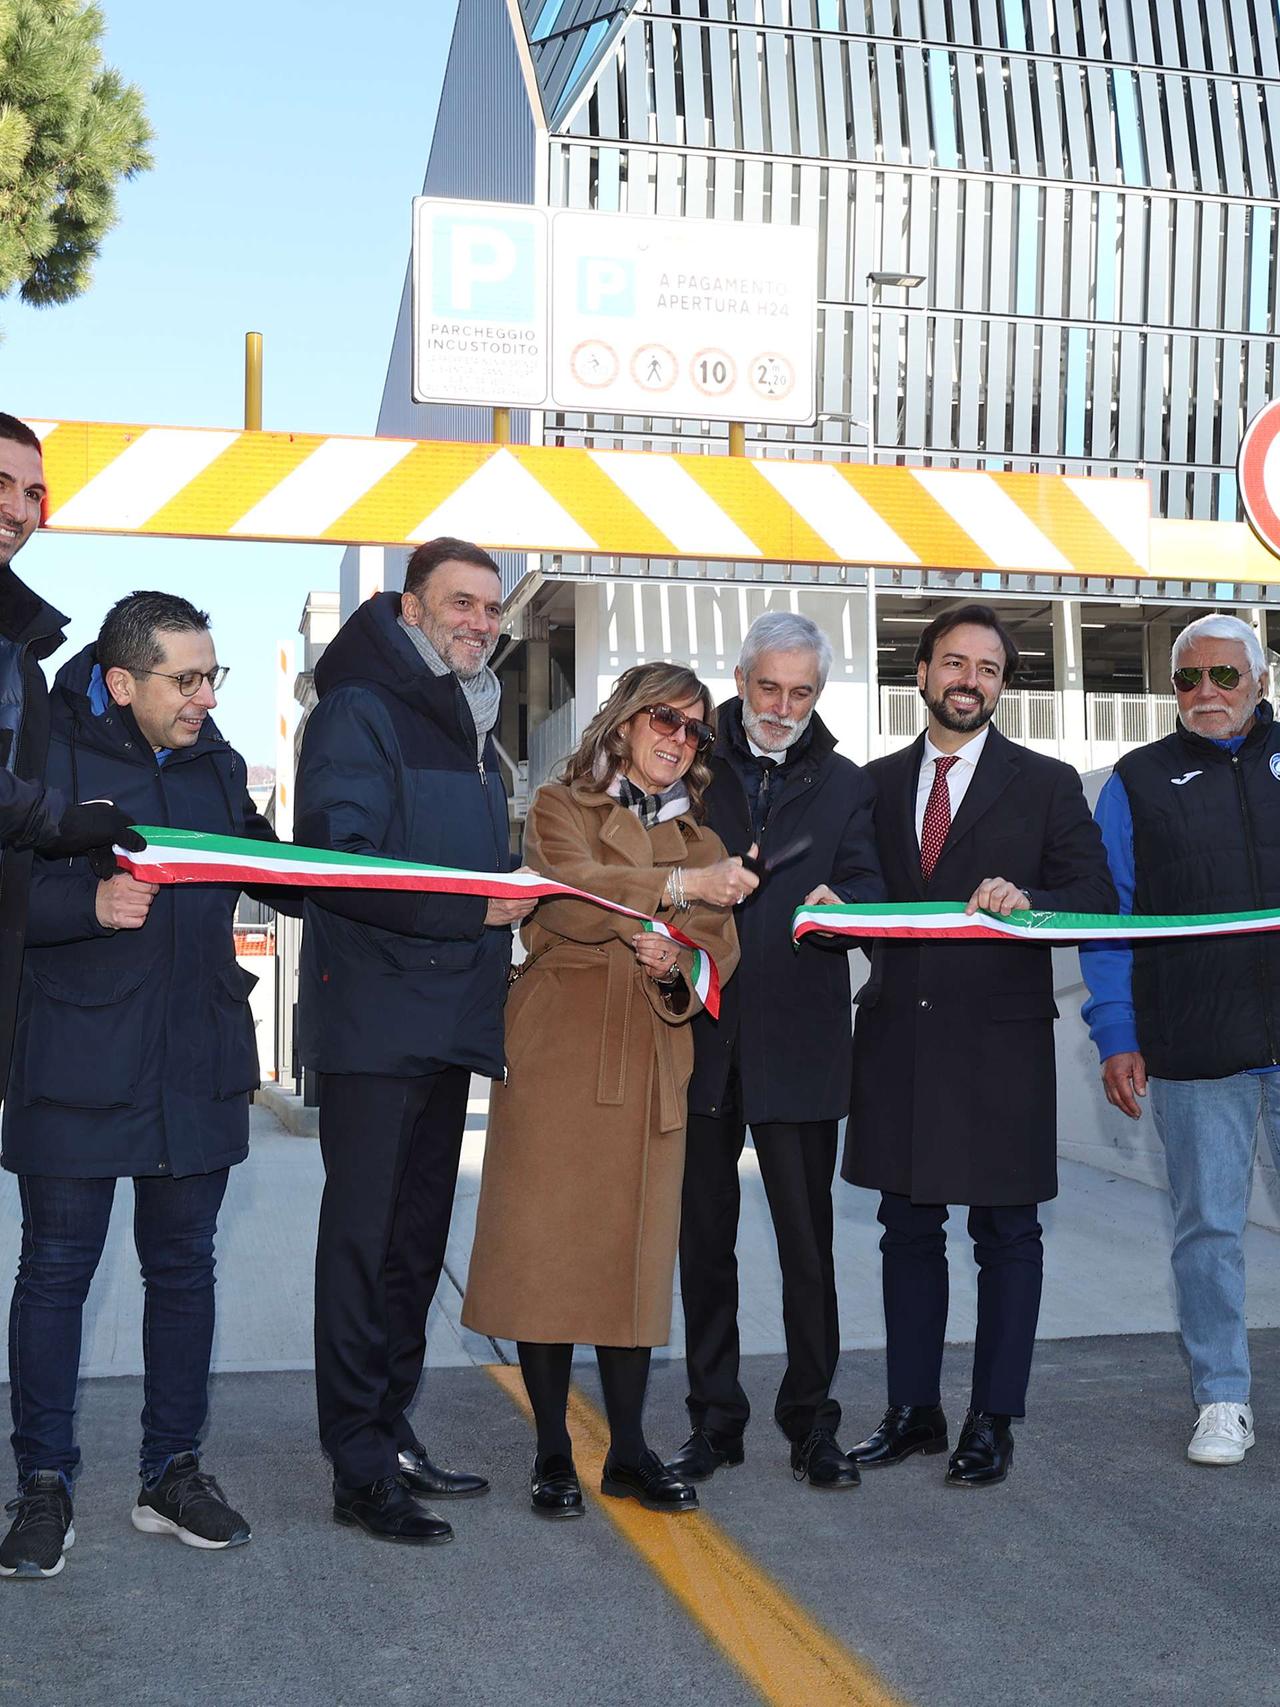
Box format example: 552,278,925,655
665,612,885,1490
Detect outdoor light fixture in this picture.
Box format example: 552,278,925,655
867,270,926,289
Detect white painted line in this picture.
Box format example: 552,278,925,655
755,460,920,563
589,451,759,560
1063,476,1150,570
48,428,240,530
408,448,597,549
229,437,416,538
911,469,1073,572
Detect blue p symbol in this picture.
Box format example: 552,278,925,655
432,218,535,320
577,257,635,316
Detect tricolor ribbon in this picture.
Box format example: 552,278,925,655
791,900,1280,945
116,827,720,1016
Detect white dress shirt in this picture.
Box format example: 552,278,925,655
914,725,990,847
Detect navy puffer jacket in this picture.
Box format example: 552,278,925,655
2,645,274,1179
294,592,513,1080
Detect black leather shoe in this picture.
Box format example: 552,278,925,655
601,1449,698,1512
945,1410,1013,1488
531,1454,585,1520
848,1404,949,1468
333,1476,454,1543
397,1442,489,1500
790,1428,860,1489
663,1427,745,1483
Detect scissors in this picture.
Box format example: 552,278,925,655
739,833,814,881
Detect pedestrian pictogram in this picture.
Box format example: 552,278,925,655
750,353,795,401
1239,400,1280,556
570,339,619,388
630,343,676,392
691,349,736,397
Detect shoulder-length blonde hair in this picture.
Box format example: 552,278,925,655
559,662,716,819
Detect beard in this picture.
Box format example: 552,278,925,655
743,701,812,752
426,620,497,679
923,684,997,734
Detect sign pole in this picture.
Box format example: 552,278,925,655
492,406,511,444
244,332,263,431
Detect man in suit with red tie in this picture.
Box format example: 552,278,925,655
840,605,1115,1486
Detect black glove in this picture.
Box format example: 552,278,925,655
40,803,147,860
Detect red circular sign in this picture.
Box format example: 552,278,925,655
1239,400,1280,554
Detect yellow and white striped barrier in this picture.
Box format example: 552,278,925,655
30,417,1151,577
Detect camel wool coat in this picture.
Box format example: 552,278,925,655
462,780,740,1348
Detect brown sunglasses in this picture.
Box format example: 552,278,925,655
642,704,715,751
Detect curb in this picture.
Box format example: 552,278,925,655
254,1083,319,1138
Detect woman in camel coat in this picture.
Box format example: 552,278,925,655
462,663,749,1517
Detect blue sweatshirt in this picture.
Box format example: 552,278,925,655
1079,732,1277,1072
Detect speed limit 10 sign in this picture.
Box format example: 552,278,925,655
1239,399,1280,556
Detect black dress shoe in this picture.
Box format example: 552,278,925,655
848,1404,949,1468
664,1427,745,1483
945,1410,1013,1488
531,1454,585,1519
790,1428,861,1489
601,1449,699,1512
333,1476,454,1543
397,1443,489,1500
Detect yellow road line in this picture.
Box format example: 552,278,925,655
486,1364,909,1707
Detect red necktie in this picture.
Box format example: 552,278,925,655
920,755,958,879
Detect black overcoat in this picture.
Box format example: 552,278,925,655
688,699,884,1124
2,646,280,1180
844,727,1116,1206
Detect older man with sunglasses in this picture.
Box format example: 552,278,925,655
1082,613,1280,1468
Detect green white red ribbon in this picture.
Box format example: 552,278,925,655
117,826,719,1015
792,900,1280,945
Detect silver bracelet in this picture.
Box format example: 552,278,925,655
666,865,686,910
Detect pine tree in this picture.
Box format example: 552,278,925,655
0,0,152,306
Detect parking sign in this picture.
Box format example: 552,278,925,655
412,199,549,407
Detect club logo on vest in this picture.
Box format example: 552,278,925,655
1170,771,1203,786
1270,753,1280,781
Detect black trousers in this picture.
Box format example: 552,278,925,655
679,1080,841,1443
877,1191,1043,1418
315,1067,469,1486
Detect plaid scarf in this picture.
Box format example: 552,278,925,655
617,774,688,828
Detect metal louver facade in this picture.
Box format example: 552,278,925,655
529,0,1280,529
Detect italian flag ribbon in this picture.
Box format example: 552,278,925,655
117,827,720,1017
792,900,1280,945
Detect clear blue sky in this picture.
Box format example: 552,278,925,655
2,0,459,764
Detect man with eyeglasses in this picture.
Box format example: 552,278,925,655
0,591,286,1579
1081,612,1280,1469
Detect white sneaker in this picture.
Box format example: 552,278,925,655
1187,1401,1255,1466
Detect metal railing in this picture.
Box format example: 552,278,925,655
880,687,1180,770
527,698,577,798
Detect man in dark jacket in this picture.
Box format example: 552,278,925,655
0,414,145,1100
844,604,1115,1488
295,536,535,1546
665,612,884,1492
1082,614,1280,1469
0,592,279,1580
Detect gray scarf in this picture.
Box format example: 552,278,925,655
398,616,501,761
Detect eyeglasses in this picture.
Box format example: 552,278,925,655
642,704,715,751
131,666,229,697
1172,665,1242,693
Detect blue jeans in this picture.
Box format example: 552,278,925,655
8,1169,230,1486
1150,1074,1280,1404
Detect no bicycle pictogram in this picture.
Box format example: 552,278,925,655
569,339,619,388
1239,399,1280,556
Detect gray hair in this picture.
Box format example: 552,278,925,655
738,611,832,691
1171,614,1267,680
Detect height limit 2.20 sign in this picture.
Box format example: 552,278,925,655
412,199,818,426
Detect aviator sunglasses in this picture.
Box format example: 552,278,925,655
642,704,715,752
1171,665,1242,693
